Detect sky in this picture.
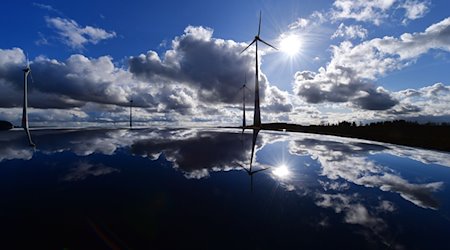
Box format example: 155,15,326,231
0,0,449,126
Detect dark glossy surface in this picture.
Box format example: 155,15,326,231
1,128,449,249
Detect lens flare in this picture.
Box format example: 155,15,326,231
272,164,290,178
279,34,301,57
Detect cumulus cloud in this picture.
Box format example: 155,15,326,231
294,67,398,110
391,82,450,118
331,0,397,25
400,0,430,24
294,17,450,110
0,48,134,109
45,17,116,50
129,25,267,105
331,23,368,40
288,18,310,30
0,22,293,126
330,0,429,25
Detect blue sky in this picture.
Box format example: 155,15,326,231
0,0,450,126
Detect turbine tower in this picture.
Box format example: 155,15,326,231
22,56,35,146
129,99,133,128
240,11,278,128
239,74,249,128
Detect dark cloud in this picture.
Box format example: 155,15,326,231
354,87,399,110
294,66,398,110
129,26,267,105
294,17,450,112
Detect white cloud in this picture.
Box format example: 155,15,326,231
32,2,63,15
330,0,430,25
45,17,116,50
331,0,397,25
288,18,309,30
400,0,430,24
331,23,368,40
294,17,450,111
391,82,450,119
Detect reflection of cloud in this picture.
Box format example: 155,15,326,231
288,135,444,209
0,131,34,162
318,180,349,191
131,131,254,178
377,200,395,212
0,129,147,163
63,161,119,181
316,193,385,230
385,146,450,168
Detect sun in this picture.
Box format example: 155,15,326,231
279,34,302,57
272,164,291,179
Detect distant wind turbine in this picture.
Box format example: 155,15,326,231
22,55,35,146
240,11,278,128
239,74,250,129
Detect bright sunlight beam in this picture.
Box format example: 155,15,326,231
272,164,290,179
279,34,302,57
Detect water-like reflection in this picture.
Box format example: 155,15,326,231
1,128,450,249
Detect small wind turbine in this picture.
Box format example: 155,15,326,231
22,54,35,146
239,74,250,129
240,11,278,128
129,99,133,128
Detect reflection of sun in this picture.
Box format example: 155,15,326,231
279,34,302,57
272,164,290,179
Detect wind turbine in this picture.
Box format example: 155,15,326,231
22,55,35,146
239,74,250,129
240,11,278,128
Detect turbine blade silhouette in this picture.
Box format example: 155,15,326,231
26,52,30,68
258,38,278,50
29,71,34,84
258,11,261,36
240,39,256,54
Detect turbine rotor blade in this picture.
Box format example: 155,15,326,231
29,71,34,84
258,38,278,50
258,11,262,36
240,39,256,54
26,52,30,68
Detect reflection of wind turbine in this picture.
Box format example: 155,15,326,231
239,74,250,129
129,99,133,128
238,128,268,192
22,55,35,147
240,11,278,128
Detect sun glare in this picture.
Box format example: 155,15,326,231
272,164,290,179
279,34,301,57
